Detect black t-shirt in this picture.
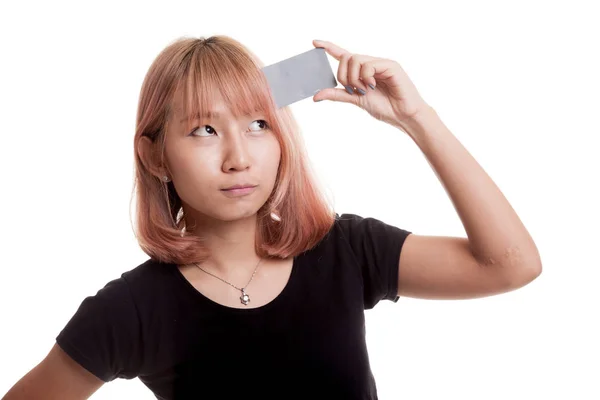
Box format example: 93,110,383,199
56,213,412,399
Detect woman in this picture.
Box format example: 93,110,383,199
3,36,542,399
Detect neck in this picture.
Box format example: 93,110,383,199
183,211,262,278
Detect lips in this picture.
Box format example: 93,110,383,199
220,184,257,198
221,184,257,191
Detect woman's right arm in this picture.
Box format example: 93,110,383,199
2,343,105,400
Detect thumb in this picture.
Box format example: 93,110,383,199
313,87,358,105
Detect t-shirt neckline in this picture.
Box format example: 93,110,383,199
169,256,299,315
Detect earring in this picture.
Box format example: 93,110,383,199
162,175,171,182
270,212,281,222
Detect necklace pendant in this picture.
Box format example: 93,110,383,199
240,289,250,305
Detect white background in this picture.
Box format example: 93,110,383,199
1,0,598,399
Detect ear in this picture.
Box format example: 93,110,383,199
138,136,169,179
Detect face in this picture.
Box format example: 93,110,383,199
163,89,281,225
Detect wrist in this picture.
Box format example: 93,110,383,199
394,105,440,139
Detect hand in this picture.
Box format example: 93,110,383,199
312,39,430,128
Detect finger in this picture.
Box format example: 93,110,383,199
313,87,359,105
359,60,378,90
347,55,371,95
312,40,349,61
362,59,397,83
337,52,354,95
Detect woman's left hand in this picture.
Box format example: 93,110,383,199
312,40,430,128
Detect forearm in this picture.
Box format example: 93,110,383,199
397,106,542,276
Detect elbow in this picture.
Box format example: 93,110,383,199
507,257,542,289
505,242,543,288
523,243,543,282
523,261,542,284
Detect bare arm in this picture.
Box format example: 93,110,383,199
396,107,541,300
2,343,104,400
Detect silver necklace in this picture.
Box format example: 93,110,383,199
193,258,262,305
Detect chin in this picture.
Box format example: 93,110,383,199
182,189,273,223
208,204,264,222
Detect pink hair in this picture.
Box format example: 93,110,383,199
130,35,335,265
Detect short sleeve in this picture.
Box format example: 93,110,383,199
55,276,143,382
336,213,412,309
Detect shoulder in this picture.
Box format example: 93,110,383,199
61,258,175,324
120,257,175,287
117,258,181,309
309,212,412,259
317,212,371,241
330,212,412,243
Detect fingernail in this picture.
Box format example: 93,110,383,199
357,88,366,95
368,83,376,90
344,85,354,94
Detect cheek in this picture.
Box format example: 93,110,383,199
168,147,217,184
260,147,281,181
262,136,282,165
266,146,282,187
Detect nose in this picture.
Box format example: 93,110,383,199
221,132,251,172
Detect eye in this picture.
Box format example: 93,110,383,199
189,120,269,137
249,119,269,132
189,125,216,137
